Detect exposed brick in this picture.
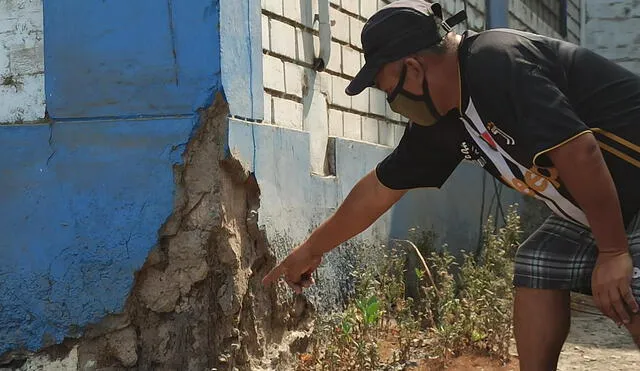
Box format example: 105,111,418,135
327,41,342,73
330,7,351,44
262,15,270,50
283,0,302,24
351,87,369,112
361,117,379,143
342,45,361,76
273,97,303,130
270,19,297,59
328,109,344,136
264,92,273,123
343,112,362,140
284,62,305,98
263,0,283,15
378,120,394,146
369,87,386,116
349,17,364,48
330,0,341,6
342,0,360,15
331,75,351,108
263,54,285,92
360,0,377,19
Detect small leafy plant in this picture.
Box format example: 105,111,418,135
298,205,523,370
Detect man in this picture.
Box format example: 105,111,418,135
263,0,640,369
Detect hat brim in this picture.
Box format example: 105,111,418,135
345,62,380,96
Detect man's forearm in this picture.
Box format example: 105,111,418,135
549,134,628,254
305,170,406,256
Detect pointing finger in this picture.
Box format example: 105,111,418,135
262,261,286,287
285,278,303,294
621,284,639,314
610,288,630,324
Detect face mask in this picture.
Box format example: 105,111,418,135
387,64,442,127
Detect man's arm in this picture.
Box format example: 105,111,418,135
262,170,407,291
548,133,639,324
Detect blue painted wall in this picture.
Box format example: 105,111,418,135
0,0,221,354
44,0,221,119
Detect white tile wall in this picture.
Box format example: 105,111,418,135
273,96,303,130
262,0,580,146
0,0,45,123
362,117,379,143
343,111,362,140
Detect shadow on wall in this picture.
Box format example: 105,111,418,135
228,120,524,312
390,164,525,254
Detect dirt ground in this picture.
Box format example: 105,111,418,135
555,310,639,370
408,294,640,370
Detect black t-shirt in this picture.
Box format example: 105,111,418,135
377,29,640,227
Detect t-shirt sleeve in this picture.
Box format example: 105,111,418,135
375,124,462,190
510,63,592,167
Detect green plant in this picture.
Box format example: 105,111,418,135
298,205,523,370
458,205,521,361
356,296,380,329
408,205,522,366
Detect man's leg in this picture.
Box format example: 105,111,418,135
623,213,640,349
624,313,640,349
513,214,593,370
514,287,571,371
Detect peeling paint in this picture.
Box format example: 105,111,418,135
0,0,45,124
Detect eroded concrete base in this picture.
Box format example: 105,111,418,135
2,94,315,371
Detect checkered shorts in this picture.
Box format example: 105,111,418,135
513,212,640,300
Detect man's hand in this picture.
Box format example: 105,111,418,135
261,170,406,294
592,251,638,325
262,244,322,294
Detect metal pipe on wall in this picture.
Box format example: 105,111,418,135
580,0,587,46
315,0,332,71
485,0,509,29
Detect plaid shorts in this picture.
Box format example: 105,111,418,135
513,212,640,300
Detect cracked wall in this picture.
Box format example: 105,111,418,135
1,1,316,368
0,0,226,364
0,118,194,356
3,95,313,371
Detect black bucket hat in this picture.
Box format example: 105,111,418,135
345,0,466,96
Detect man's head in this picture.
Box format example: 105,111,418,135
346,1,466,126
